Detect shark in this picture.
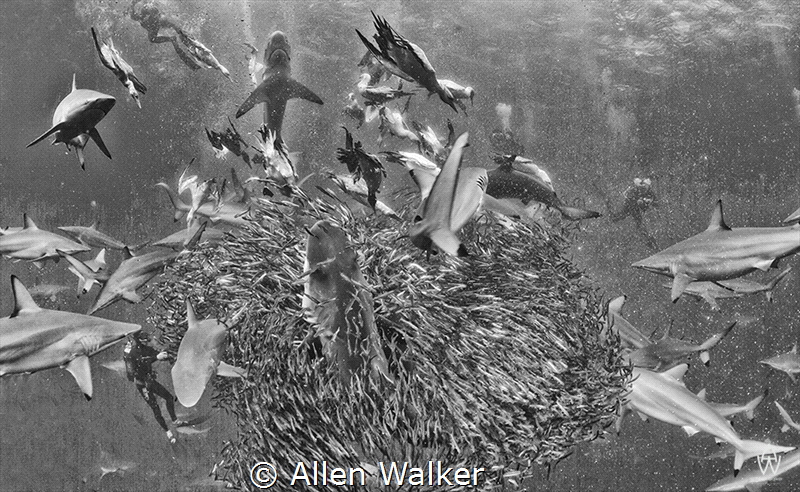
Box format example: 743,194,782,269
669,267,792,311
705,448,800,491
152,223,226,251
410,165,488,233
620,364,795,473
235,31,324,145
0,276,140,400
26,283,71,303
409,132,473,257
775,401,800,433
784,205,800,224
760,343,800,382
171,300,246,408
86,232,202,314
156,182,252,228
0,214,90,266
625,321,736,370
696,388,766,422
58,250,111,296
633,200,800,302
58,222,142,251
485,155,601,221
26,74,115,170
605,296,653,350
302,220,392,384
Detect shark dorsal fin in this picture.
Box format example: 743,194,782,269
706,200,731,232
663,363,689,383
186,299,198,330
122,247,134,260
23,214,38,230
71,73,77,93
95,249,107,267
10,276,42,317
89,222,98,230
697,388,707,400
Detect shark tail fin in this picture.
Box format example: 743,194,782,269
698,322,736,365
744,389,767,422
733,440,795,474
155,183,188,220
764,267,792,303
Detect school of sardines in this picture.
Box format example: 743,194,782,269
1,7,800,491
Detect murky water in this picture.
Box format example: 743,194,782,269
1,0,799,490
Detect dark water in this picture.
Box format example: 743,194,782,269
1,0,799,490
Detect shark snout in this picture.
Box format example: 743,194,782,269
94,96,116,115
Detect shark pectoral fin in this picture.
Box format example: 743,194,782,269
121,291,143,303
701,292,720,311
682,425,700,436
670,273,694,302
88,128,112,160
734,451,745,474
745,484,764,492
286,78,323,105
65,355,93,400
235,81,269,118
699,351,711,365
781,424,790,432
27,123,66,148
217,361,247,378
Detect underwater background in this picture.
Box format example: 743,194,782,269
1,0,799,490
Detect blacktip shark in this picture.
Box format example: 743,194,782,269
0,214,90,267
409,132,473,257
486,155,601,221
58,250,111,296
605,296,653,350
0,276,140,400
409,164,488,233
171,300,246,408
58,222,145,251
633,200,800,302
760,343,800,382
26,74,115,170
785,205,800,224
625,321,736,371
620,364,795,473
302,220,391,384
705,448,800,491
235,31,324,145
91,27,147,108
775,401,800,433
696,388,766,422
152,223,226,251
665,267,792,311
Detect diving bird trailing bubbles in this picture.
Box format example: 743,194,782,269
0,276,141,400
336,127,386,209
632,200,800,302
177,29,231,80
171,300,246,408
235,31,324,146
356,12,458,112
26,74,115,170
91,27,147,108
437,79,474,112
